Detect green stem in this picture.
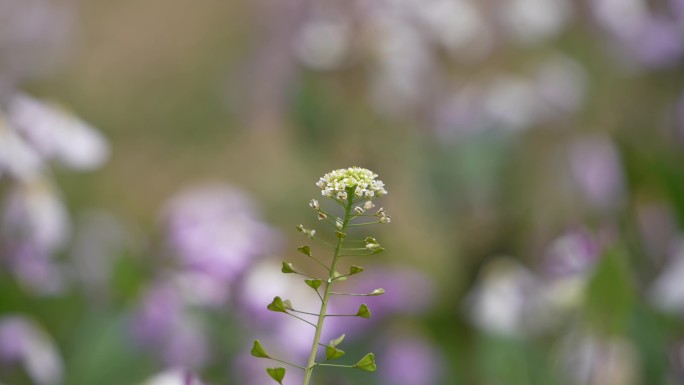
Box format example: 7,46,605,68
302,193,353,385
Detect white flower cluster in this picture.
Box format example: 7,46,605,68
316,167,388,201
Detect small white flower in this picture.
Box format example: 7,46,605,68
364,201,375,210
318,212,327,220
316,167,388,201
309,199,319,210
336,218,343,230
354,206,364,214
380,215,391,224
337,191,348,201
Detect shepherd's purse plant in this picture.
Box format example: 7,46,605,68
251,167,391,385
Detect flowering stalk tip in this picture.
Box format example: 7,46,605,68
253,167,389,385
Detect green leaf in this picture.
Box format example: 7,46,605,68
356,304,371,318
371,247,385,255
349,265,364,275
329,334,345,347
369,288,385,296
332,271,347,282
266,367,286,384
305,279,322,290
297,245,312,256
250,340,270,358
326,345,346,360
281,262,296,274
267,296,288,313
364,237,377,243
585,247,635,334
353,353,377,372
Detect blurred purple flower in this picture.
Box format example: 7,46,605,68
590,0,684,69
672,0,684,23
163,184,279,285
432,87,487,141
636,202,678,261
568,135,626,211
377,334,443,385
674,91,684,141
131,279,209,368
623,16,684,69
1,177,70,294
0,315,64,385
233,351,304,385
322,266,435,340
133,185,278,368
669,339,684,382
4,242,66,295
590,0,647,41
0,0,76,96
543,228,601,279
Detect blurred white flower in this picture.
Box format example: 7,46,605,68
140,368,206,385
370,17,434,116
415,0,491,59
649,237,684,314
2,177,69,254
465,257,554,337
238,259,320,357
533,54,587,115
0,115,43,181
559,331,639,385
8,93,109,171
590,0,648,39
70,210,140,296
483,76,544,132
0,316,64,385
294,15,350,70
498,0,571,46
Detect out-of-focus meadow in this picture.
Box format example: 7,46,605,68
2,0,684,384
